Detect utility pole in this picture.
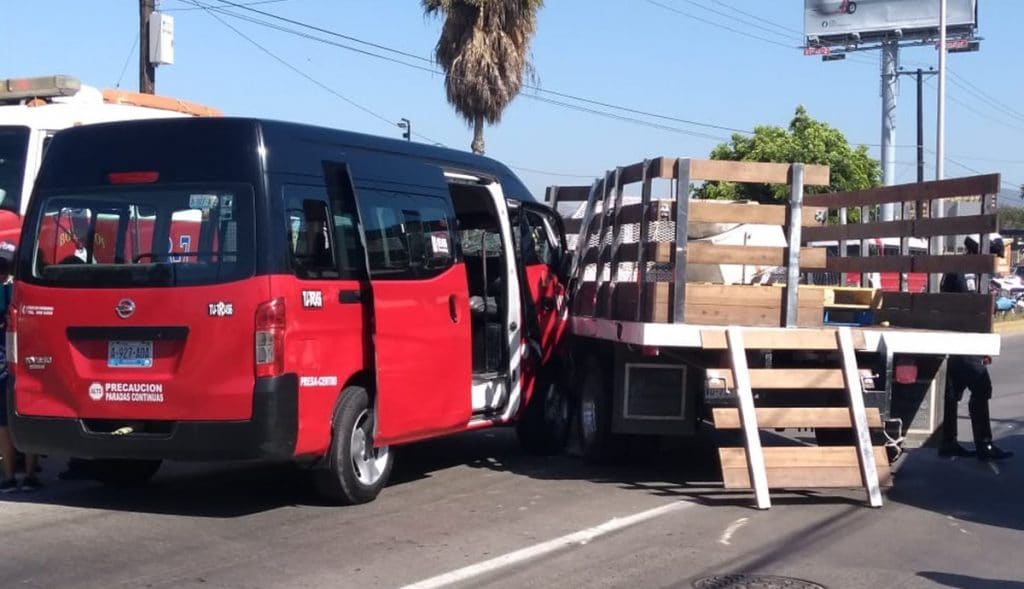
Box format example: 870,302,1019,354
140,0,156,94
917,69,925,184
936,0,947,182
880,40,899,221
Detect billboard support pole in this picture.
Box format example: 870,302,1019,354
880,40,899,222
930,0,948,292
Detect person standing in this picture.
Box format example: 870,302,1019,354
939,235,1014,461
0,241,41,491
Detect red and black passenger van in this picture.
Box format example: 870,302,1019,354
8,117,570,503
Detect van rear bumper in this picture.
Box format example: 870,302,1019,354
8,375,299,461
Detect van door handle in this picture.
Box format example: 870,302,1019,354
339,290,362,304
449,294,459,323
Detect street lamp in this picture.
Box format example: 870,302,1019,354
397,118,411,141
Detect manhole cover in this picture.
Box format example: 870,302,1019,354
693,574,826,589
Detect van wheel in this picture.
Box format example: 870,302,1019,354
91,459,162,487
516,376,570,456
577,356,623,463
314,386,393,505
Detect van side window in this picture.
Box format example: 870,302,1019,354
284,186,338,280
357,189,455,279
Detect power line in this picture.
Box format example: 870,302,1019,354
211,0,434,64
711,0,803,36
641,0,796,49
507,165,594,179
948,69,1024,124
924,78,1024,134
213,0,748,135
184,0,400,131
114,34,140,88
166,0,295,11
196,0,754,138
675,0,797,41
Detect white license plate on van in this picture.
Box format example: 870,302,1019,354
108,341,153,368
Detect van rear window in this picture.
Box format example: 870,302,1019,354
29,186,255,287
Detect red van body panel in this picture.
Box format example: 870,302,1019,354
371,264,474,447
14,277,271,421
270,274,370,456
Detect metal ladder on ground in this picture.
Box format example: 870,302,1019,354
710,326,887,509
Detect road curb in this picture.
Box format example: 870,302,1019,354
994,319,1024,334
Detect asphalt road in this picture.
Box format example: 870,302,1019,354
2,336,1022,589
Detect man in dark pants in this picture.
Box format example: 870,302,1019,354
939,235,1014,461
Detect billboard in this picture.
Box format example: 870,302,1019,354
805,0,977,45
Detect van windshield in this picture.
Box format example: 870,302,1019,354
0,126,29,213
29,186,255,287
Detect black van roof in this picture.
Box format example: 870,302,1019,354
36,117,537,203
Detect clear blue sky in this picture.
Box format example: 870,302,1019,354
3,0,1022,200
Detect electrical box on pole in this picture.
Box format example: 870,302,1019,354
149,12,175,66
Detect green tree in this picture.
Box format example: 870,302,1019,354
998,206,1024,230
423,0,543,155
697,106,881,207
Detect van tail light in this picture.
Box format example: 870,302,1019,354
5,304,16,366
255,298,285,378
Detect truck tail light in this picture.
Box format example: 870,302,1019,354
255,298,285,378
894,359,918,385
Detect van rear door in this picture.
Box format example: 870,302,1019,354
15,184,266,422
352,163,473,446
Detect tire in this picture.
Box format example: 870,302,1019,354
314,386,393,505
516,375,571,456
576,356,623,463
91,459,162,487
847,1,857,14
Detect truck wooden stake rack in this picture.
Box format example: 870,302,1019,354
548,156,1002,509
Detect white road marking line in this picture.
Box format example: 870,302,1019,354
718,517,750,546
399,501,693,589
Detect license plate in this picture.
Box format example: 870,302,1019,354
108,340,153,368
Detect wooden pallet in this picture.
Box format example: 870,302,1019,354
713,326,887,509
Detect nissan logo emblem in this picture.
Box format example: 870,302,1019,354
115,299,136,319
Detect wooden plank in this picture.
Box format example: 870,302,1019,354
879,309,993,333
708,368,846,390
612,283,824,326
910,293,993,315
825,254,997,274
914,214,997,238
720,446,890,469
546,185,591,203
713,407,882,429
699,326,865,350
911,255,998,274
804,220,913,242
686,242,827,269
722,464,894,489
617,157,675,185
803,216,996,243
688,159,830,186
804,174,1001,208
689,200,785,225
836,326,883,507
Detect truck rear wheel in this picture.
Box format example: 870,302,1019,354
577,356,623,463
91,459,162,487
516,376,571,456
314,386,393,505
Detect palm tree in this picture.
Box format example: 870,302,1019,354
423,0,543,155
